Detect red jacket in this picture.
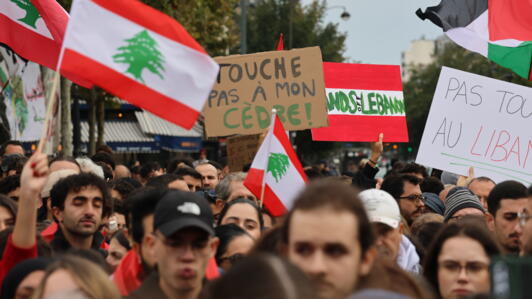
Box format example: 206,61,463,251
0,235,37,287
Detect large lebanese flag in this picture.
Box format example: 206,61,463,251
312,62,408,142
0,0,61,70
244,115,307,216
60,0,219,129
417,0,532,80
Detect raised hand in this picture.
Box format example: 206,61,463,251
20,151,49,199
369,133,384,164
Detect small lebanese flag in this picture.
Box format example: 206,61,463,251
312,62,408,142
244,114,307,216
0,0,61,70
60,0,219,129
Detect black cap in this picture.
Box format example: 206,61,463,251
154,190,214,237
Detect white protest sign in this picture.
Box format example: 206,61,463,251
416,67,531,185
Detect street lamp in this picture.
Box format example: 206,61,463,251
327,5,350,21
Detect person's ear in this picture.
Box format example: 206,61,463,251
360,247,377,276
144,233,157,256
209,237,219,258
52,206,64,223
215,199,224,209
398,222,404,234
485,213,495,231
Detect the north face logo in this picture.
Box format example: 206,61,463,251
177,202,201,216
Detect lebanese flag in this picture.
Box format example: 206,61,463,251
60,0,219,129
417,0,532,80
244,115,307,216
312,62,408,142
0,0,61,70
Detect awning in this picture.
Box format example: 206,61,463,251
81,121,159,153
135,111,203,152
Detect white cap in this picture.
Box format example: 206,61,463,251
359,189,401,229
41,169,79,198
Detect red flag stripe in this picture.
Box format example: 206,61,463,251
61,49,200,129
30,0,68,45
488,0,532,41
272,116,307,182
0,15,59,69
244,168,287,216
263,184,288,216
312,115,409,142
91,0,207,55
324,62,403,91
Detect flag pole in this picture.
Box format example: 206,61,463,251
259,109,277,208
37,71,61,153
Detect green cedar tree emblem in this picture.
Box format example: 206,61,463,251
11,0,41,28
113,30,165,83
267,153,290,183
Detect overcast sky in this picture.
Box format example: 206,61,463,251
301,0,443,65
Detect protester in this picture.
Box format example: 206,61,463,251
106,230,131,272
48,156,81,174
0,195,17,232
443,187,486,223
195,162,220,190
113,188,167,295
381,174,425,225
201,253,317,299
423,222,502,299
114,164,131,179
215,172,256,203
423,192,445,216
350,133,383,191
108,177,137,201
398,162,428,180
0,141,24,157
91,152,116,172
1,257,52,299
128,190,218,299
140,161,163,185
167,157,194,173
31,255,121,299
217,198,263,240
0,154,27,178
214,224,254,272
146,173,189,191
0,175,21,201
282,179,376,299
175,167,202,192
487,180,528,254
421,176,445,195
49,173,111,253
467,177,495,210
359,189,421,273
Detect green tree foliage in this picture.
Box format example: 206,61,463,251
267,152,290,182
11,0,40,28
246,0,346,61
113,30,165,83
247,0,347,163
403,41,532,157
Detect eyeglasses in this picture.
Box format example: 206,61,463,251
398,194,425,204
219,253,246,266
518,210,532,227
439,261,488,275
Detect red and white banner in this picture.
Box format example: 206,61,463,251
312,62,409,142
60,0,219,129
244,115,307,216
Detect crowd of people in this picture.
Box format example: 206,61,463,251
0,138,530,299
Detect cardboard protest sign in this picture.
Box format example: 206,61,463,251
226,134,261,172
312,62,408,142
416,67,532,185
203,47,328,137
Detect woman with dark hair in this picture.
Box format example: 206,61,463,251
1,257,52,299
423,222,502,299
214,224,254,272
201,253,318,299
0,195,17,232
217,198,263,240
105,230,131,272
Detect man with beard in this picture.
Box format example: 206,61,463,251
381,174,425,226
282,179,376,299
487,180,528,254
128,190,219,299
49,173,111,253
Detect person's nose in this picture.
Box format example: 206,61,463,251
180,244,195,262
306,251,327,276
0,222,6,232
457,266,470,283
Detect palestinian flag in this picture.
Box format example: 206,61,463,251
60,0,219,129
417,0,532,80
312,62,408,142
244,115,307,216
